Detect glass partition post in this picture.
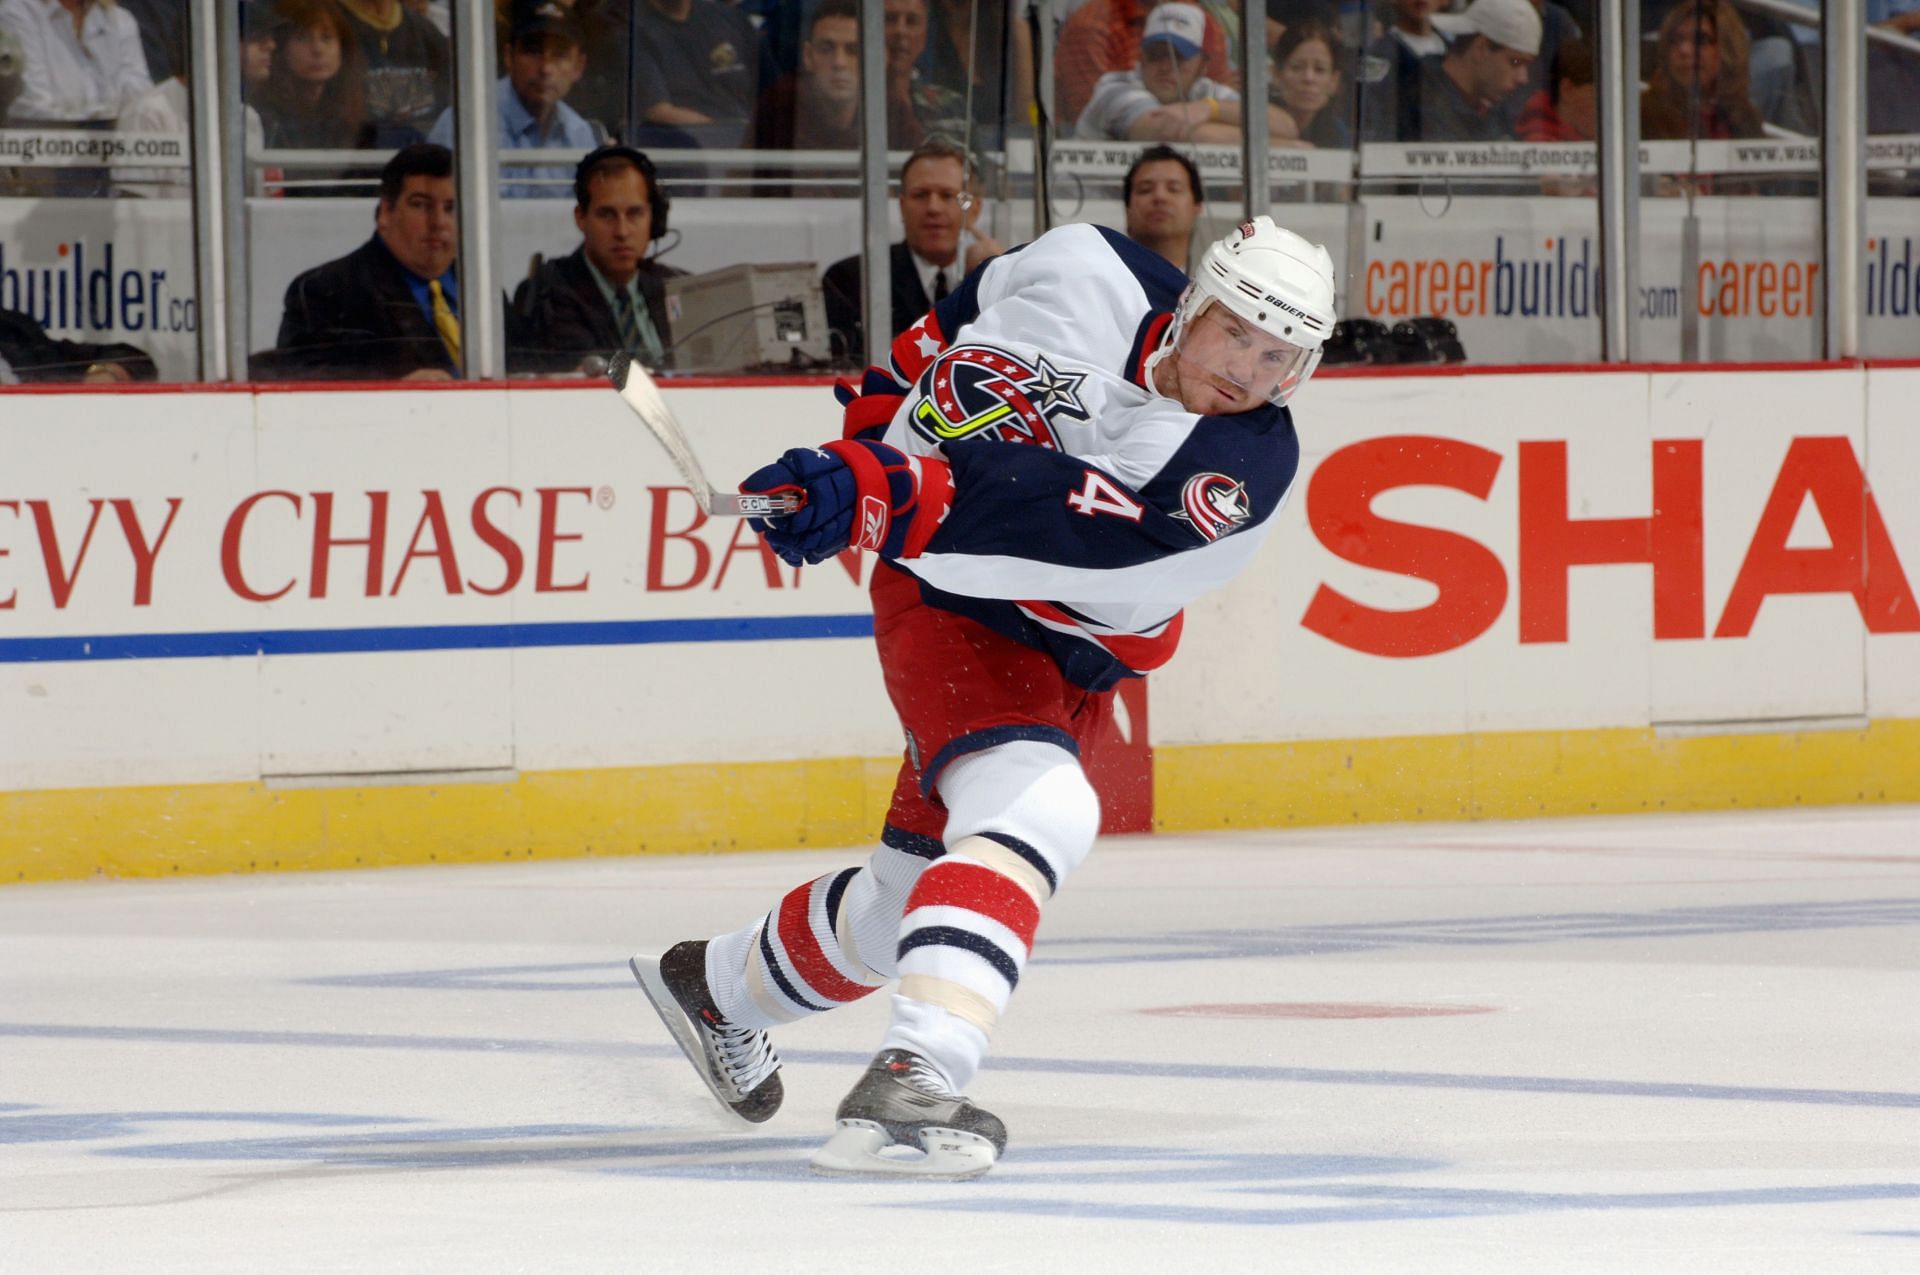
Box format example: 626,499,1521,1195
1599,0,1640,359
1241,0,1269,222
861,0,892,371
188,0,231,380
453,0,499,380
1824,0,1865,357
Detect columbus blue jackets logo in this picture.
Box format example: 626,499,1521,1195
1174,472,1251,541
911,344,1089,449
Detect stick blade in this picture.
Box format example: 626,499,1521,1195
606,352,717,506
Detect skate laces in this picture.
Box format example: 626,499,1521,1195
897,1053,962,1101
709,1020,779,1094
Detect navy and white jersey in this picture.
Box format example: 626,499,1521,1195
871,222,1302,691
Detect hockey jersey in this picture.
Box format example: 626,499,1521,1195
869,222,1302,692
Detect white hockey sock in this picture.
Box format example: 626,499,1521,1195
879,993,992,1092
705,861,908,1030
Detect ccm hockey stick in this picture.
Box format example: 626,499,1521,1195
607,351,803,518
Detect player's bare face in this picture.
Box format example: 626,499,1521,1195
1167,304,1301,414
576,166,652,286
901,157,968,266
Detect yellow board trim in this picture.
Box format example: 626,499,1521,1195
1152,718,1920,830
6,720,1919,884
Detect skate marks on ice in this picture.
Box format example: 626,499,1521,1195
281,897,1920,991
10,1102,1919,1236
1041,897,1920,965
7,1021,1920,1113
0,1102,823,1180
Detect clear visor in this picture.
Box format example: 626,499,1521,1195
1175,298,1318,407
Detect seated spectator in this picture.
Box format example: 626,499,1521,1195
0,0,152,123
1515,35,1593,140
1378,0,1540,141
821,138,1006,364
1492,0,1581,133
508,145,683,374
493,0,626,129
631,0,767,147
1270,18,1350,147
241,0,286,104
920,0,1032,145
1517,37,1596,195
1122,143,1203,273
1077,4,1275,143
334,0,448,143
1055,0,1234,130
1360,0,1446,142
256,0,371,149
0,306,155,382
428,0,598,198
1642,0,1803,133
883,0,966,147
749,0,859,153
260,143,460,381
1640,0,1763,140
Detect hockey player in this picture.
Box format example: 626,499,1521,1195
633,214,1337,1179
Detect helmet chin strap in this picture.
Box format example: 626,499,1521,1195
1143,295,1194,400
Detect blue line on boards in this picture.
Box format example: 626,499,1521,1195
0,614,875,664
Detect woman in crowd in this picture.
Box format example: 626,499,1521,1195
1269,18,1349,148
256,0,371,149
1640,0,1763,140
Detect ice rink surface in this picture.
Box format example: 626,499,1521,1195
4,806,1919,1273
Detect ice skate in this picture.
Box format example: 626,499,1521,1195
630,941,783,1125
809,1049,1007,1180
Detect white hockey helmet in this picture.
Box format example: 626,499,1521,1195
1164,216,1338,408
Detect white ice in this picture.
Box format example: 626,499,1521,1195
4,807,1919,1272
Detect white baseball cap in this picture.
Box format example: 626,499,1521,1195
1142,3,1207,59
1433,0,1543,55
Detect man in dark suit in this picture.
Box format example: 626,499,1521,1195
821,138,1004,366
0,309,155,383
259,143,460,381
507,145,683,375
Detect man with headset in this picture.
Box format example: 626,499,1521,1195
507,144,683,374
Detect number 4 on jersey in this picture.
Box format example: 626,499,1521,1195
1066,469,1145,521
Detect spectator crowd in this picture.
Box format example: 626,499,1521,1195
0,0,1907,383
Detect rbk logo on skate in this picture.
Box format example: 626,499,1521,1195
1174,473,1251,542
911,344,1089,449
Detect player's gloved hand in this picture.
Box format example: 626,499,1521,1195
833,371,906,441
739,439,952,566
740,446,858,566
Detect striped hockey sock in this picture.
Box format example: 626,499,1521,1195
707,868,889,1029
892,832,1051,1046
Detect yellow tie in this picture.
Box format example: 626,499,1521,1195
429,279,461,367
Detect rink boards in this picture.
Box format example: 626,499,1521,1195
4,365,1920,881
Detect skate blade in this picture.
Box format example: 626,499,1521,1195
808,1120,999,1181
628,954,758,1128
